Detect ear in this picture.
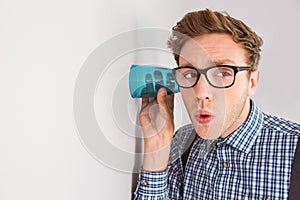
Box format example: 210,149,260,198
248,70,260,96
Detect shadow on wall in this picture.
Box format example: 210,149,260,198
131,110,143,199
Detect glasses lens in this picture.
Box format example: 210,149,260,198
207,67,235,87
175,67,198,87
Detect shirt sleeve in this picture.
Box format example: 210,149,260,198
134,169,170,200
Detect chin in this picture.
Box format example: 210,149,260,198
193,122,222,140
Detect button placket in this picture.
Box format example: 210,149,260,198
222,162,228,168
142,180,149,186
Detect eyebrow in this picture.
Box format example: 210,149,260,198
212,58,237,66
179,58,236,68
179,62,192,67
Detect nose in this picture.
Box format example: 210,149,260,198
193,75,212,101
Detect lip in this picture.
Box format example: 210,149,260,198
195,110,214,124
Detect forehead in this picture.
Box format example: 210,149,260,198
179,33,248,67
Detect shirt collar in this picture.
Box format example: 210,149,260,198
218,99,263,154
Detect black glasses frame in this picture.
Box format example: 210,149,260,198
172,65,251,89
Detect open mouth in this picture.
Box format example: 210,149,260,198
196,114,214,124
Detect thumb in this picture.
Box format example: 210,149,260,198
156,88,171,118
157,87,167,106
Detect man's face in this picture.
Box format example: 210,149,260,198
178,33,259,139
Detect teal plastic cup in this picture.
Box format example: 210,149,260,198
129,64,180,98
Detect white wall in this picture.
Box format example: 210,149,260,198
1,0,299,199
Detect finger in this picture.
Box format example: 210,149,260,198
167,94,175,112
141,97,149,109
148,97,156,103
140,98,151,126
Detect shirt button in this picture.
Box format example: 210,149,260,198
142,181,149,186
222,162,228,167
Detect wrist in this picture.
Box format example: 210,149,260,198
142,145,171,172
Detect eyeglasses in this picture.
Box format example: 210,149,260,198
172,65,251,89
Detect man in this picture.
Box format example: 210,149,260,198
134,9,300,199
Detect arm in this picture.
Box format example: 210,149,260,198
134,169,170,200
134,88,175,199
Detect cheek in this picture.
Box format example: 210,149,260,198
223,84,249,110
212,91,227,116
180,89,196,110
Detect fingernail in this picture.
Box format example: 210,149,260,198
160,91,166,96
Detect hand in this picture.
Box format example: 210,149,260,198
139,88,175,171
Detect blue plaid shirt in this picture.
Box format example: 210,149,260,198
134,100,300,199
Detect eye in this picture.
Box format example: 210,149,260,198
183,72,198,79
216,71,232,77
211,67,234,78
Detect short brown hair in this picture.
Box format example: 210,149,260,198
167,9,263,70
